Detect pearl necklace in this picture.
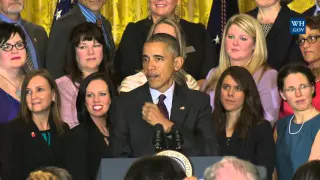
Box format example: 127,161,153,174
289,107,315,135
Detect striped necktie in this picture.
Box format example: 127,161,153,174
25,48,34,71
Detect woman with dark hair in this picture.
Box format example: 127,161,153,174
64,72,116,180
56,22,112,129
0,22,27,123
293,160,320,180
2,69,70,180
275,64,320,180
124,156,187,180
212,66,275,179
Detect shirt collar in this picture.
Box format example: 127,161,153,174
0,14,22,25
78,3,101,22
150,83,175,104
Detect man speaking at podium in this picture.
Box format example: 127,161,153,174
109,33,219,158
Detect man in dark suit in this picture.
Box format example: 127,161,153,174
109,33,219,158
0,0,48,68
303,0,319,16
46,0,116,79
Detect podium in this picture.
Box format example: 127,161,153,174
96,157,267,180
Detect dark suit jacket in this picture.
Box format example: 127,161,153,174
109,83,219,157
247,6,305,71
1,119,70,180
115,18,218,81
0,18,48,68
303,6,316,17
46,4,116,79
217,121,275,180
64,124,111,180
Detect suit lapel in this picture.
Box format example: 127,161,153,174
137,83,153,106
266,6,290,39
170,83,188,125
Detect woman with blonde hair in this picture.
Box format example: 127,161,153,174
201,14,281,124
119,17,199,93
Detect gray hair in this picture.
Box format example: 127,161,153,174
204,156,260,180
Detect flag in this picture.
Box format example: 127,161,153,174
207,0,239,55
52,0,78,25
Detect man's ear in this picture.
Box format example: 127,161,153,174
174,56,184,71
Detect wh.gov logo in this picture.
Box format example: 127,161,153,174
290,18,306,35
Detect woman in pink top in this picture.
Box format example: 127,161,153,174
56,22,113,128
201,14,281,125
279,16,320,119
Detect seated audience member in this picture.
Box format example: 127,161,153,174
247,0,304,71
124,156,187,180
119,17,199,93
303,0,319,16
109,33,219,157
212,66,275,179
292,160,320,180
46,0,115,80
204,156,260,180
115,0,217,86
65,72,116,180
1,69,70,180
279,15,320,118
56,22,112,128
0,22,27,123
275,64,320,180
201,14,281,124
27,166,72,180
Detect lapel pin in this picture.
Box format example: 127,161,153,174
34,38,37,43
180,106,185,110
31,132,36,138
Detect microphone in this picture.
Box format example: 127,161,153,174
171,125,184,151
152,124,166,152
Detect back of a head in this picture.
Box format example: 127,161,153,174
293,160,320,180
124,156,186,180
204,157,260,180
27,166,72,180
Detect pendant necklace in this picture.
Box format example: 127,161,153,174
0,73,22,98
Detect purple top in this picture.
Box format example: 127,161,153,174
0,88,20,124
202,67,281,125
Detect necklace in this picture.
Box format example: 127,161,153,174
289,107,315,135
0,73,22,98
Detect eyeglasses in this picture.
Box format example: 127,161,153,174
282,83,313,93
296,35,320,46
0,42,26,52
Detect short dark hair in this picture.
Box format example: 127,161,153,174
76,72,116,126
124,156,186,180
65,22,110,84
306,15,320,30
277,64,316,97
213,66,265,139
0,22,26,45
145,33,181,58
293,160,320,180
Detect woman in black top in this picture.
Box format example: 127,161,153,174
64,72,116,180
212,66,275,179
1,69,70,180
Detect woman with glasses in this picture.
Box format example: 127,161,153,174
275,64,320,180
0,22,27,124
279,15,320,118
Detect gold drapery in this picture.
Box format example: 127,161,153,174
21,0,316,46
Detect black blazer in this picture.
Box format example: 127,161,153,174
64,124,111,180
217,121,275,180
0,18,48,68
247,6,305,71
1,119,70,180
109,83,219,157
115,18,218,81
303,6,316,17
46,4,116,79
